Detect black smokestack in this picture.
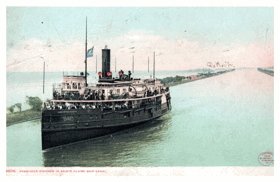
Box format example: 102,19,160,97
102,47,111,78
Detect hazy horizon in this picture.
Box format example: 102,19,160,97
5,66,268,73
7,7,274,72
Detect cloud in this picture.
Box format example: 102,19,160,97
6,30,274,72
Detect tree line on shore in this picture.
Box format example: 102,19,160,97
157,75,187,86
6,96,44,114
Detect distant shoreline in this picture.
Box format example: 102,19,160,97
257,68,274,76
161,69,236,87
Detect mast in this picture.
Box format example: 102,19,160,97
96,55,97,73
115,57,116,72
153,52,155,79
148,56,149,72
265,27,268,50
43,61,45,94
85,17,88,86
132,55,134,73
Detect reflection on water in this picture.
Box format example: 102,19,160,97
7,69,274,167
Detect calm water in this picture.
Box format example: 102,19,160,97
6,69,274,167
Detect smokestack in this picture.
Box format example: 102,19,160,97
102,47,111,78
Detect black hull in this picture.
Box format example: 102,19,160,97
42,102,171,150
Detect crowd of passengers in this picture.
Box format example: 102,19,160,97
44,98,160,111
53,86,169,100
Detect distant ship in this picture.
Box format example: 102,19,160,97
41,19,172,150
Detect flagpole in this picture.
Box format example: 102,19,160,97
43,61,45,94
85,17,88,86
96,55,97,73
132,55,134,73
153,52,156,80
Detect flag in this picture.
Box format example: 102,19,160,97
87,46,94,58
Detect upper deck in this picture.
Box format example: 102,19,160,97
46,76,170,111
51,75,168,103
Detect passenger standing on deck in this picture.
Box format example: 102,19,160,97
101,90,105,100
128,88,133,99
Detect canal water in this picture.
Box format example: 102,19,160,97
6,69,274,167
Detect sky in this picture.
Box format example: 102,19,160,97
6,7,274,72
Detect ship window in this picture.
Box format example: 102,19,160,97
73,83,77,89
78,83,81,89
117,89,120,94
67,83,71,89
124,112,130,118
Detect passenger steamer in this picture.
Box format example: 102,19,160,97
41,20,171,150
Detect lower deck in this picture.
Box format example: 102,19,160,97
42,102,171,131
41,101,171,149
